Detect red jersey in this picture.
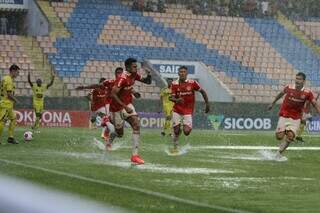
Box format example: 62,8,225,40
110,71,141,112
279,85,315,119
171,79,201,115
102,79,116,104
90,87,108,112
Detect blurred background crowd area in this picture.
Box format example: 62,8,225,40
130,0,320,19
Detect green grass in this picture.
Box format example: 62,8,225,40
1,128,320,213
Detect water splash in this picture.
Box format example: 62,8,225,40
165,143,192,156
258,149,288,162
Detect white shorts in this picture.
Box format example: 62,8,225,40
111,103,137,129
302,112,312,121
91,104,110,118
276,116,301,135
172,112,192,128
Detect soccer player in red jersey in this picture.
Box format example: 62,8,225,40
268,72,320,158
295,91,319,143
77,67,124,148
87,77,108,129
169,66,210,154
111,58,151,164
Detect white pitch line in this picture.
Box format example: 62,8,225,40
0,159,251,213
193,146,320,150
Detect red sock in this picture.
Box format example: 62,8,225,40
101,116,110,127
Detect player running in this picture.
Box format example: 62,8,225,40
28,71,55,132
295,91,319,143
111,58,151,164
76,67,123,149
268,72,320,158
169,66,210,154
87,77,109,133
160,78,174,137
0,64,20,144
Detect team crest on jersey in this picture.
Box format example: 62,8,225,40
186,86,192,91
301,95,305,99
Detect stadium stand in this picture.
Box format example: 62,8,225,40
47,0,282,101
0,35,34,96
246,18,320,88
51,0,78,23
3,0,318,101
295,20,320,45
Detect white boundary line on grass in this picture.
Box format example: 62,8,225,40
0,159,251,213
193,146,320,150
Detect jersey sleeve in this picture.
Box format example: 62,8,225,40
308,91,315,102
135,73,142,81
116,77,126,88
102,79,111,88
31,84,36,93
171,85,178,98
43,84,48,92
282,85,289,94
193,80,201,91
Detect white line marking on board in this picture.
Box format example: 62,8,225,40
193,146,320,150
0,159,251,213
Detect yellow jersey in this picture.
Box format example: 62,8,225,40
32,84,47,103
0,75,15,108
160,87,174,109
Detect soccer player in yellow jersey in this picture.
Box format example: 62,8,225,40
0,64,20,144
160,78,174,136
28,71,55,131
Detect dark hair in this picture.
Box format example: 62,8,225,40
124,58,137,69
9,64,20,71
296,72,306,80
99,77,106,83
115,67,123,74
178,66,188,71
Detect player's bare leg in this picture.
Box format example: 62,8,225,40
101,115,115,150
126,115,144,164
172,124,181,153
89,115,97,130
296,120,306,143
32,112,42,133
183,125,192,136
276,131,294,157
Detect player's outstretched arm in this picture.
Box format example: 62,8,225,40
47,74,55,89
139,69,152,84
268,91,285,111
86,92,92,101
27,72,33,87
75,83,101,90
132,91,141,99
199,89,210,113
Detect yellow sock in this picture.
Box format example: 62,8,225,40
163,119,171,134
8,119,16,138
0,121,5,138
296,123,305,138
35,117,40,129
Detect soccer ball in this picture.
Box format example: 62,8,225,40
24,131,33,142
